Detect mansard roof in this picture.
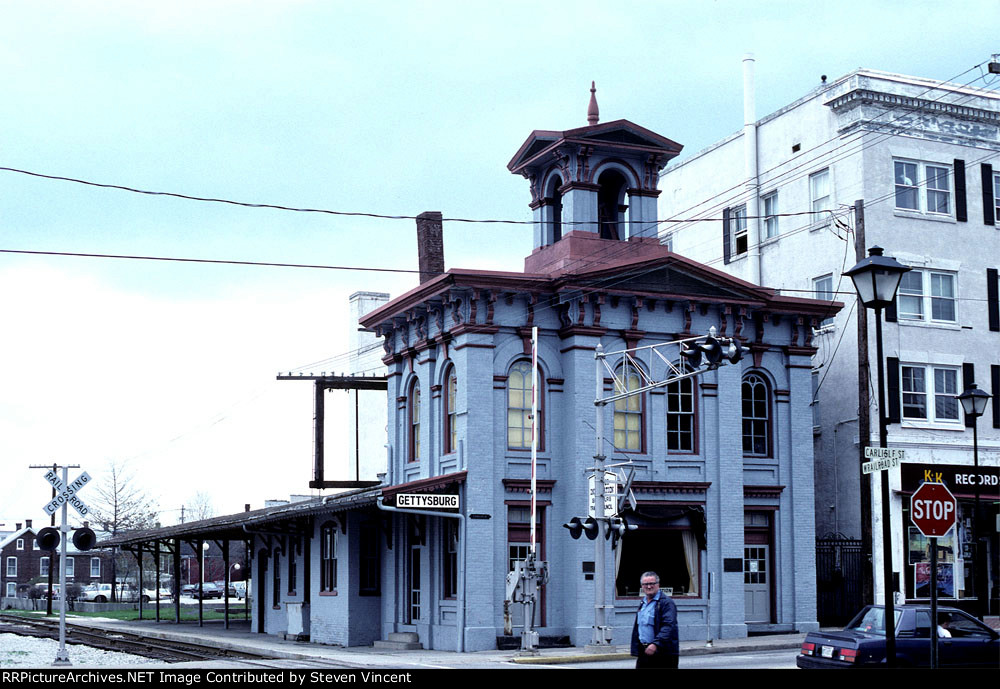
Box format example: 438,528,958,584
507,119,683,176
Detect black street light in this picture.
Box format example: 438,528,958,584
845,245,910,669
957,383,991,620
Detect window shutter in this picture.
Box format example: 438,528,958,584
963,363,976,428
988,268,999,332
992,365,1000,429
722,207,732,265
887,357,901,424
954,159,967,222
983,163,995,226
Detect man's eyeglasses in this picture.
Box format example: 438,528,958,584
641,582,658,587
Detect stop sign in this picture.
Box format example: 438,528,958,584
911,482,957,538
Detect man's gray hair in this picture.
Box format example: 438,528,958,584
639,571,659,584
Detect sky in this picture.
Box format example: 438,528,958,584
1,1,997,529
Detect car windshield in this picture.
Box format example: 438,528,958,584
848,607,903,636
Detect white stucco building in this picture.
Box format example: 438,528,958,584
659,64,1000,620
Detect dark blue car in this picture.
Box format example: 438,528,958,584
797,605,998,668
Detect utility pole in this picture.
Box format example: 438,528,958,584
854,199,875,607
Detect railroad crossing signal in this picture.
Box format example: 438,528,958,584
42,469,92,517
680,328,749,371
911,482,957,538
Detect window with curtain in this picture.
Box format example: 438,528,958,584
742,373,771,456
613,369,643,452
444,366,457,454
408,379,421,462
507,361,542,450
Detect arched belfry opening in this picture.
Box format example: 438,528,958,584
597,169,628,240
544,174,563,243
507,83,684,272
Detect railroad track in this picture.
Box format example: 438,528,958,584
0,613,277,664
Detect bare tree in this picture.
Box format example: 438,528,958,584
185,491,216,522
89,459,159,600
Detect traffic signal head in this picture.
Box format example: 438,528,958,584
72,527,97,552
36,527,60,551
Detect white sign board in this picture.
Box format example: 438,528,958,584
396,493,459,509
862,448,905,475
588,471,618,517
42,471,92,517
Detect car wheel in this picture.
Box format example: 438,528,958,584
95,595,107,603
141,596,150,604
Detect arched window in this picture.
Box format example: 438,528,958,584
613,368,643,452
507,361,543,450
742,373,771,456
408,379,421,462
597,169,628,240
667,367,696,452
545,174,563,243
444,366,458,455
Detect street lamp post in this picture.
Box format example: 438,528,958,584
845,246,910,669
957,383,991,620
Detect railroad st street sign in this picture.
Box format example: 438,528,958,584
911,482,957,538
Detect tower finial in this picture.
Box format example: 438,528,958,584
587,81,599,125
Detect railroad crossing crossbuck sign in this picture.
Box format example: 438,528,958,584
42,469,92,517
910,482,957,538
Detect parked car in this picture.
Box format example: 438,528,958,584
180,584,198,597
797,605,999,668
189,582,223,600
211,580,237,598
32,583,60,600
232,581,248,600
79,583,159,603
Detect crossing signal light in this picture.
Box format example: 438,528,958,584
36,527,60,551
563,516,600,540
72,527,97,552
724,340,749,364
700,335,724,369
608,517,637,548
680,345,702,369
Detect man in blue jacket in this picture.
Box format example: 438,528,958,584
630,571,679,669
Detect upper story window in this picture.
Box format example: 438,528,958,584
901,364,960,424
444,366,458,455
898,270,956,323
894,159,951,216
762,192,779,239
813,274,835,328
810,169,831,217
613,369,644,453
731,205,748,256
742,373,771,457
64,557,74,579
993,171,1000,222
40,557,50,577
90,557,100,578
666,368,696,453
408,380,421,463
16,539,23,551
507,361,543,450
6,557,16,577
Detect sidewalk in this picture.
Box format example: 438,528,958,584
48,614,1000,668
55,616,808,668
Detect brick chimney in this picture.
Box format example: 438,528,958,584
16,522,22,531
25,519,32,529
416,211,444,283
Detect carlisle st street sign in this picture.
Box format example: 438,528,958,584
862,447,905,475
910,482,957,538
